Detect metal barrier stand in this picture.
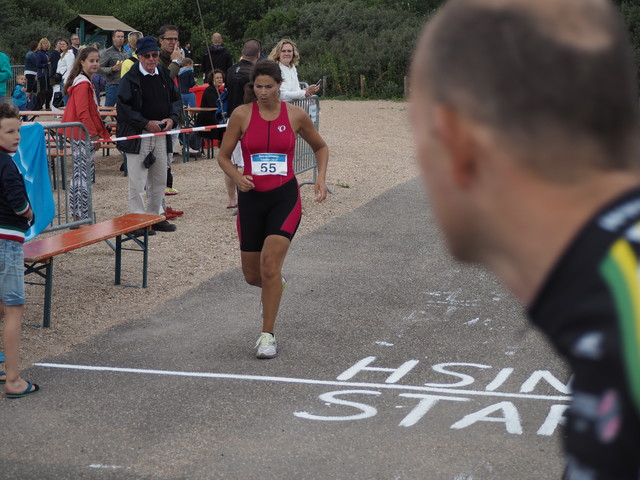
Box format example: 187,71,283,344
289,95,321,186
38,121,95,231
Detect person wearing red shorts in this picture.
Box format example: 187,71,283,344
218,60,328,359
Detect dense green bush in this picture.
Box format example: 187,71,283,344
247,0,430,97
0,0,74,63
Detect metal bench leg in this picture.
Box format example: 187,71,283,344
43,260,54,328
142,229,149,288
115,234,122,285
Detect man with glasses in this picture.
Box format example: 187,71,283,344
157,25,182,80
99,30,129,107
116,36,180,234
70,34,80,56
157,25,194,194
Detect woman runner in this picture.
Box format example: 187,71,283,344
217,60,328,359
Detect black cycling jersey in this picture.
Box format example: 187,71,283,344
529,188,640,480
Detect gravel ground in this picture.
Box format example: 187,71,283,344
15,100,418,367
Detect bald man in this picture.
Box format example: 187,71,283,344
202,32,233,77
410,0,640,478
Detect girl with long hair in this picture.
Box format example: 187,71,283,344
61,47,111,223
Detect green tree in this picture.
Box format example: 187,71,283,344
1,0,73,62
247,0,428,97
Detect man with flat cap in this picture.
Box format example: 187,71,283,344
116,36,180,234
409,0,640,478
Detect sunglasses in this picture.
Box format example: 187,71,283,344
141,52,159,59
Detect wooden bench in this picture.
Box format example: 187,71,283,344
23,213,165,327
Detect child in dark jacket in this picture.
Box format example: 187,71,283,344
178,58,196,108
0,103,38,399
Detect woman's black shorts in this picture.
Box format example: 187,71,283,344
237,177,302,252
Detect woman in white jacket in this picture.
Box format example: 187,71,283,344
268,39,319,101
56,39,75,85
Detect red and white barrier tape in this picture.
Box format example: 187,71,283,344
94,123,227,143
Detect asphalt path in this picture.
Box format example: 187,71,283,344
1,177,569,479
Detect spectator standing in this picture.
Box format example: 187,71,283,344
222,39,262,209
98,30,128,108
183,42,193,61
226,40,260,116
116,36,180,234
202,33,233,79
121,31,143,77
61,47,111,222
409,0,640,477
268,39,319,101
70,34,80,57
158,25,182,79
24,41,38,95
35,38,51,109
123,31,141,56
56,39,75,86
49,40,62,83
178,58,196,107
0,51,11,104
0,103,38,399
157,25,185,194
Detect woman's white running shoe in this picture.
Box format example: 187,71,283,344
255,332,278,359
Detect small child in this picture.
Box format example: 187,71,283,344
0,103,38,399
178,58,197,108
12,75,28,119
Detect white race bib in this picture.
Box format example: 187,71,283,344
251,153,288,176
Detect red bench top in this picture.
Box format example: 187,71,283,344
23,213,165,262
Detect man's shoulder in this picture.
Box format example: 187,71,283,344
229,60,251,74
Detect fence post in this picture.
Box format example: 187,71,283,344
322,75,327,96
360,75,366,97
404,75,409,98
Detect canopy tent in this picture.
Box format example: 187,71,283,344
65,15,139,49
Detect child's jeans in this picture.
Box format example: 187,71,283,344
0,239,25,306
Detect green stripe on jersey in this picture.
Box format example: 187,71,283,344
600,238,640,414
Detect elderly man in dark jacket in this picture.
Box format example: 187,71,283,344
116,36,180,233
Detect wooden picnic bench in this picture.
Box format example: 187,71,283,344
23,213,165,327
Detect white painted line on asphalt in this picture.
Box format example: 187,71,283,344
34,362,571,402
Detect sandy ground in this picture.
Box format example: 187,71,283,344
13,100,419,367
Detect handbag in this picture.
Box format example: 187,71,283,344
52,91,64,108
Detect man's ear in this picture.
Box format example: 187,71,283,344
434,105,478,188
